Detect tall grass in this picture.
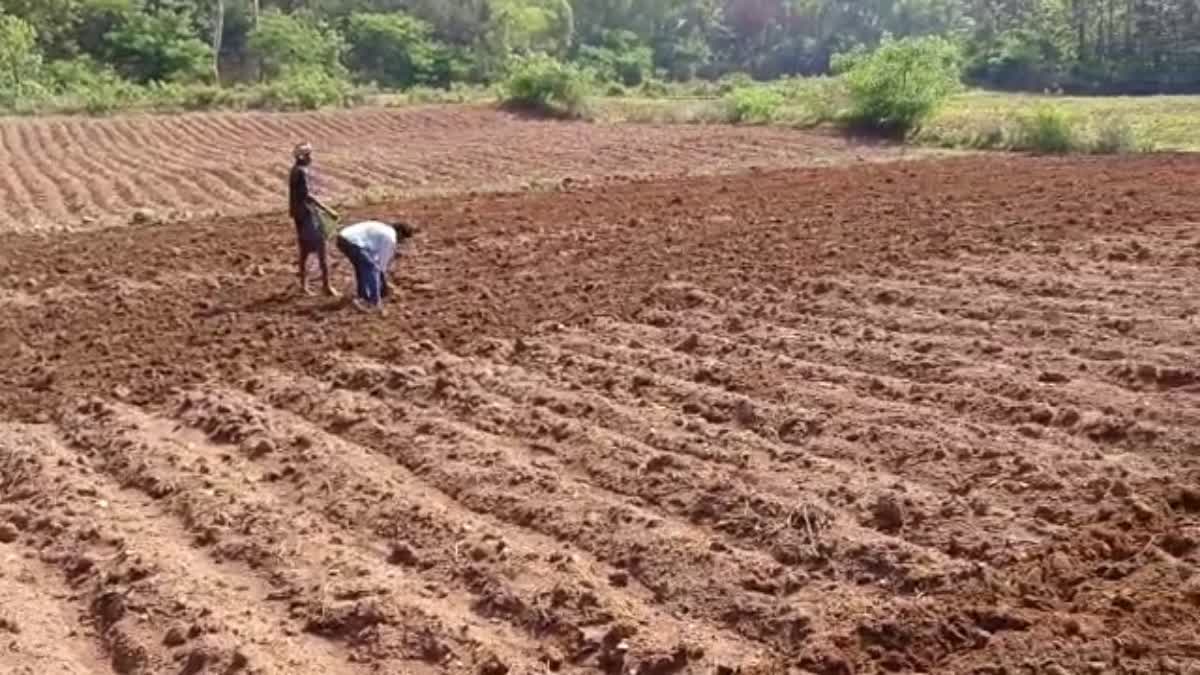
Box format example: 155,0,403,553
1012,104,1078,153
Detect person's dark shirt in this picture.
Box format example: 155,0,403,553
289,163,311,218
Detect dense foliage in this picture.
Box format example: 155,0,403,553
837,35,963,135
1,0,1197,114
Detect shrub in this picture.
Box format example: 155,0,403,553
716,71,754,95
78,79,145,114
637,78,670,97
256,69,353,110
726,86,785,124
775,76,847,126
501,54,591,117
1012,104,1079,153
839,36,963,136
45,56,114,91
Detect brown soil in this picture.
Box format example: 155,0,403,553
2,152,1200,674
0,106,921,234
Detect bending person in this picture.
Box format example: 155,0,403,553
334,220,415,311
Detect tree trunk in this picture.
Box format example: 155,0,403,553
1080,0,1088,60
251,0,259,28
213,0,224,83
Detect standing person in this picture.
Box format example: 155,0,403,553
289,142,339,296
334,220,415,311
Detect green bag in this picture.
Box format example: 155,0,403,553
318,211,340,240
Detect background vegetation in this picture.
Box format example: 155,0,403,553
0,0,1191,151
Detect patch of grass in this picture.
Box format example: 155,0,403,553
1090,115,1150,154
593,81,1172,155
589,77,846,128
590,97,735,124
923,91,1180,151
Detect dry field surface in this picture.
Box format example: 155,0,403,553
0,105,918,234
1,125,1199,675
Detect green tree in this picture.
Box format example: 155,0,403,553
344,12,437,87
74,0,139,60
490,0,575,56
577,29,653,85
104,7,212,82
0,0,79,59
0,12,43,94
248,8,345,80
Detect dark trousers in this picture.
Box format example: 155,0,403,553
336,236,384,305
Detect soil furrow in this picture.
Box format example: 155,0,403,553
1,421,357,675
57,399,526,673
171,383,771,671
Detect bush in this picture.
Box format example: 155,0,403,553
256,69,354,110
78,79,145,114
725,86,784,124
839,36,963,136
775,76,847,126
501,54,591,117
716,72,755,95
1012,104,1079,153
45,56,114,91
637,78,671,97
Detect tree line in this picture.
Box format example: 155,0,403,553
2,0,1198,99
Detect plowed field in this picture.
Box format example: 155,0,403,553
0,106,919,234
2,148,1200,675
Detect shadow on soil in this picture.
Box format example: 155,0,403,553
196,291,349,320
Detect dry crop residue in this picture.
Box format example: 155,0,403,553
2,154,1200,674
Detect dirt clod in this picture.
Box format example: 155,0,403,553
163,625,188,647
479,656,510,675
0,522,18,543
1171,487,1200,512
1159,531,1197,558
388,542,420,567
870,494,904,533
0,615,19,634
674,334,701,353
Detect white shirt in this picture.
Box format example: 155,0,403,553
339,220,397,271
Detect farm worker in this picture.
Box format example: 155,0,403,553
289,142,339,297
334,220,415,311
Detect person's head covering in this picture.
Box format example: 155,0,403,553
293,142,313,160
